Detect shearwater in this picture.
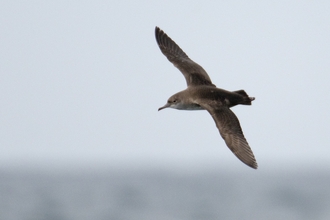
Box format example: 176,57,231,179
155,27,258,169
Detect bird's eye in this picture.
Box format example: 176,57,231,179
173,100,177,103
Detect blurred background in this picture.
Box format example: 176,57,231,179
1,1,330,219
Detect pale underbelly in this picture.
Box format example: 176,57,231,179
178,104,204,110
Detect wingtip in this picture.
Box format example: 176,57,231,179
248,160,258,169
155,26,162,35
155,26,163,45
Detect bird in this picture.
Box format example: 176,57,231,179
155,26,258,169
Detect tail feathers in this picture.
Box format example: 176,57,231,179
234,89,248,96
233,90,255,105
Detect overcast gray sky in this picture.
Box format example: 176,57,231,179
1,1,330,171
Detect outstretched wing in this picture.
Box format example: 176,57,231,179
155,27,215,87
200,102,258,169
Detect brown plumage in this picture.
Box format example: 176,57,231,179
156,27,258,169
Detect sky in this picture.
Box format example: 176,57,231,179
1,1,330,172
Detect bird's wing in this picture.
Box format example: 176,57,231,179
199,102,258,169
155,27,214,87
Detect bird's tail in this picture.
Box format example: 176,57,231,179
233,90,255,105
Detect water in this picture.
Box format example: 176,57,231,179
1,168,330,220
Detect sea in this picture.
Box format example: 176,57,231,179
1,167,330,220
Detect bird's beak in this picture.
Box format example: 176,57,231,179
158,103,170,111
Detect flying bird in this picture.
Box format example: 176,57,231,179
155,27,258,169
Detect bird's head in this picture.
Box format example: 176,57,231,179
158,94,183,111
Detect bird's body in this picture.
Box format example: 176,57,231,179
155,27,258,169
162,86,253,110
